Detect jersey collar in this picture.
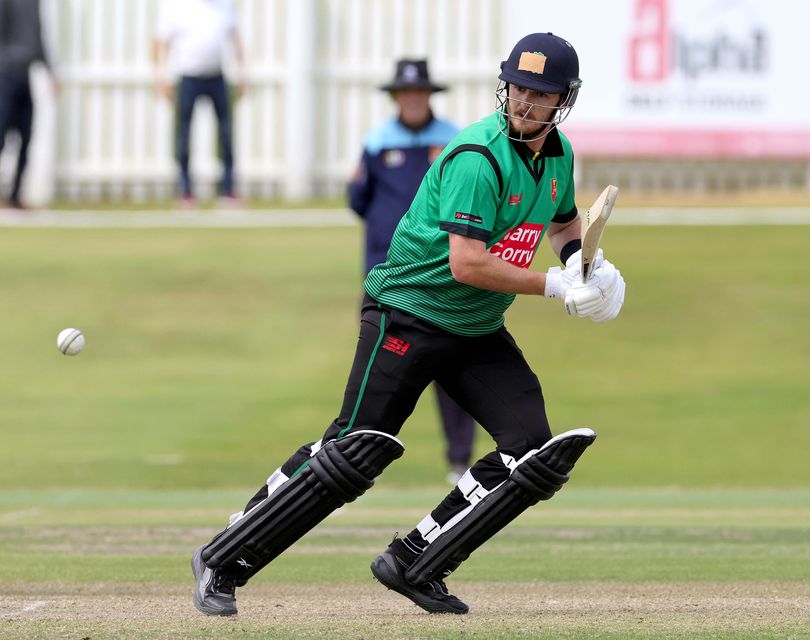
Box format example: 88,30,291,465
509,126,564,159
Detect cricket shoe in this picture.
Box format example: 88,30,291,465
191,545,238,616
371,549,469,614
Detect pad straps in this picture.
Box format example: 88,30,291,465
405,429,596,585
202,430,404,582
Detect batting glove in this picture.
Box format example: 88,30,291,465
564,260,626,323
544,248,604,299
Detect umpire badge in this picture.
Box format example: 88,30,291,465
383,149,406,167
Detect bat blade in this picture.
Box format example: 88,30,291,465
581,185,619,282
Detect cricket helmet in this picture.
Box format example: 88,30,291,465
499,32,581,97
496,32,582,142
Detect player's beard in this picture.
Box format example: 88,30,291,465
506,104,553,140
507,116,551,141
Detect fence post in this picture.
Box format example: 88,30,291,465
283,0,316,201
22,66,58,206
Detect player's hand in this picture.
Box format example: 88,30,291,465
592,260,625,322
564,248,603,288
564,280,602,318
588,265,625,323
155,78,174,102
233,79,247,101
544,248,603,299
564,260,626,322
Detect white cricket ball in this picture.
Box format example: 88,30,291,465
57,328,85,356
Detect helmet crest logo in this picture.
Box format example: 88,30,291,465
518,52,547,74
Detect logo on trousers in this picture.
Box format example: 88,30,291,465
382,336,411,356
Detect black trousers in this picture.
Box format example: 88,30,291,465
434,383,475,467
331,294,550,450
175,74,234,197
0,71,34,204
244,295,552,515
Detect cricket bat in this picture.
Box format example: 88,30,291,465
581,185,619,283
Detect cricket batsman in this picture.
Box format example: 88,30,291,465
192,31,626,616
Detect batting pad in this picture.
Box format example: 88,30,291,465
405,428,596,585
201,430,404,583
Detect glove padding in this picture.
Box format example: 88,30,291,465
564,248,603,289
545,249,603,299
564,259,626,323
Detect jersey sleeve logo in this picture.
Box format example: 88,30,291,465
550,179,557,202
489,223,544,268
454,212,483,224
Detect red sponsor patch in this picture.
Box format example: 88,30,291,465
550,178,557,202
488,223,544,268
508,193,523,206
382,336,411,356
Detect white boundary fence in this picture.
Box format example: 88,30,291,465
4,0,807,204
12,0,508,203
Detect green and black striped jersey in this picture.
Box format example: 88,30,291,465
364,112,577,336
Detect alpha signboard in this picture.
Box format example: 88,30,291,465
506,0,810,157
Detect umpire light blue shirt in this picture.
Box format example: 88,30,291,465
348,116,460,272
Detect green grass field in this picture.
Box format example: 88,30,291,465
1,224,809,638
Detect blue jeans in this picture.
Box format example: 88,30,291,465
0,72,34,204
175,74,235,198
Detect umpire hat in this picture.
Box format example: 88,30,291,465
380,59,447,93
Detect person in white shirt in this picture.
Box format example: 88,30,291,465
153,0,245,205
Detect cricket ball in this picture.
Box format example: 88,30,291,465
57,328,85,356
